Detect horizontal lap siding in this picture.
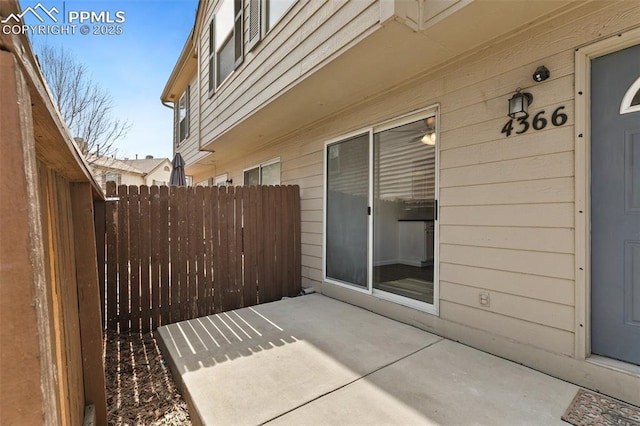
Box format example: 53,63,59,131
431,1,639,351
178,74,201,166
199,0,379,142
188,2,640,356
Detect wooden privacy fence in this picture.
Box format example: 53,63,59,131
96,182,301,333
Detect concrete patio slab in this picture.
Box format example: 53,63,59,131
158,294,579,425
157,294,440,425
268,339,578,425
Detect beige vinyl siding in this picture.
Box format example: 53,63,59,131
190,1,640,358
197,0,379,145
177,75,200,162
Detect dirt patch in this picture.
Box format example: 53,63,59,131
105,331,191,425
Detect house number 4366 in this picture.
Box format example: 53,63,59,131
501,106,568,137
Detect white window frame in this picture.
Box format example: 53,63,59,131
247,0,297,51
322,106,440,316
209,0,243,95
176,86,190,145
243,157,281,185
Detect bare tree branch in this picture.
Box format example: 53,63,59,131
35,43,130,163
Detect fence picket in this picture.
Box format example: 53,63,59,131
235,187,243,309
265,186,278,302
255,187,265,304
129,186,141,332
275,186,285,299
210,187,220,314
139,185,151,333
150,185,161,330
159,186,170,326
187,187,196,319
202,188,212,316
105,182,117,330
169,186,179,323
117,185,129,332
244,187,258,306
195,186,205,318
282,186,292,297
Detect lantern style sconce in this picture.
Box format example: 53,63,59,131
421,116,437,145
508,89,533,119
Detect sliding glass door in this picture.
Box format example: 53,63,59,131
324,111,438,310
325,133,370,288
373,119,436,304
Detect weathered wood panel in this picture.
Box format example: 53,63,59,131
70,183,108,424
94,200,106,328
101,185,301,332
48,171,85,426
1,52,59,424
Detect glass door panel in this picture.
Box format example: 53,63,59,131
326,134,369,287
373,118,436,304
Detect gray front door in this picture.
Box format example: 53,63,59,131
591,43,640,365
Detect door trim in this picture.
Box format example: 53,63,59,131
322,128,374,296
321,105,440,315
574,26,640,361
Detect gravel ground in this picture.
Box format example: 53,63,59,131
104,331,191,425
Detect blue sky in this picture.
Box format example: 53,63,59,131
23,0,199,159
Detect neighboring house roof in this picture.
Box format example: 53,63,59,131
89,155,172,177
123,158,170,175
90,155,145,175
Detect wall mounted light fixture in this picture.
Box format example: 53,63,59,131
508,89,533,118
532,65,550,82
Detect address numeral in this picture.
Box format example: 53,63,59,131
501,105,568,137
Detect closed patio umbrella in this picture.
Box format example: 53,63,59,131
169,152,186,186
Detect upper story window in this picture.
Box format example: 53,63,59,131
209,0,243,95
267,0,295,31
243,158,281,185
247,0,296,50
177,86,190,144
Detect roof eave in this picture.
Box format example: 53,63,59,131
161,0,207,103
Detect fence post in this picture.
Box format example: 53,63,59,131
105,182,118,331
